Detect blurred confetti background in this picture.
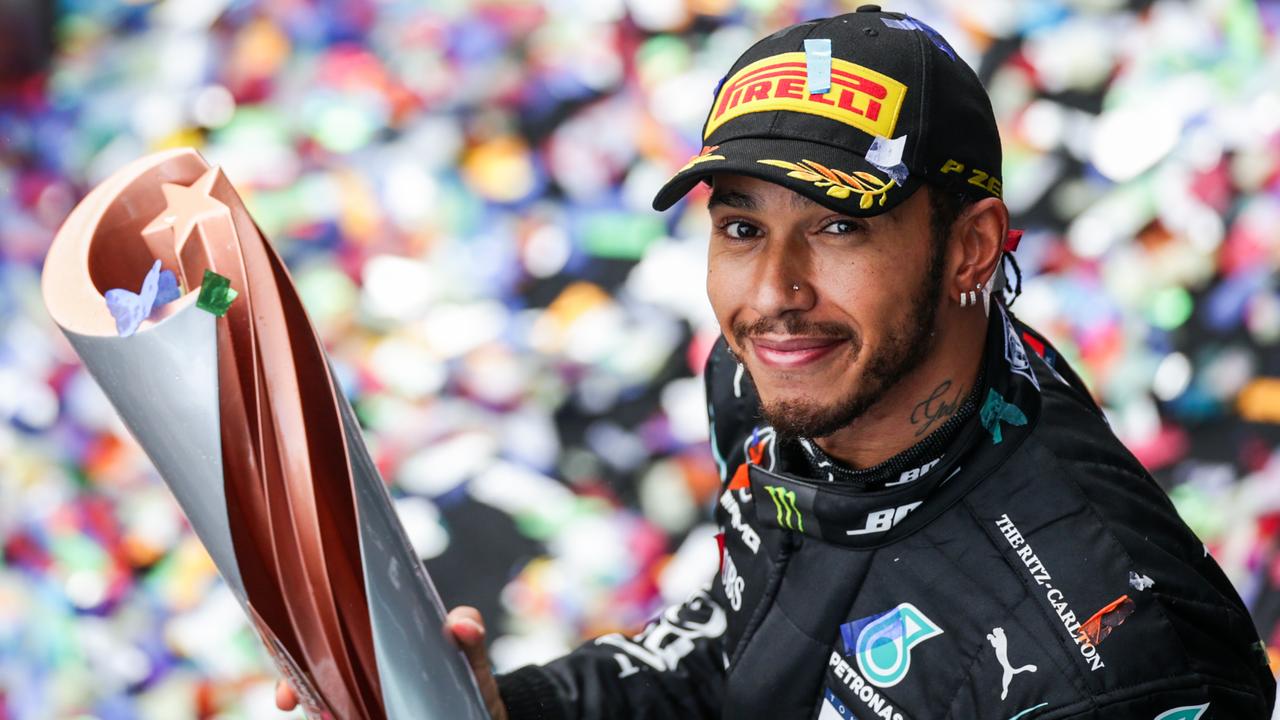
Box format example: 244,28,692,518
1,0,1279,717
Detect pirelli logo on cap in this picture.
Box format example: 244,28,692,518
705,52,907,140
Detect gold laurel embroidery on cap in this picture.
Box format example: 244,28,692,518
679,145,726,173
757,158,897,209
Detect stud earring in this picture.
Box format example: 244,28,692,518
792,283,800,292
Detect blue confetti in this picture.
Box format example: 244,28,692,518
882,16,958,61
104,260,181,337
804,38,832,94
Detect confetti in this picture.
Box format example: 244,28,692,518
979,389,1027,445
881,16,957,60
104,260,180,337
1129,571,1155,592
865,135,909,185
195,270,238,317
804,38,832,94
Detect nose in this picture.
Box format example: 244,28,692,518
750,235,815,318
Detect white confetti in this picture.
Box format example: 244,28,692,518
866,135,909,184
1129,571,1155,591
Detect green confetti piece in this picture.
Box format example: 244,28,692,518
980,388,1027,445
636,35,691,81
1148,286,1194,330
580,212,664,260
311,101,380,154
196,269,238,317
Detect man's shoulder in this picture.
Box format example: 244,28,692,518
1005,318,1209,574
1006,314,1166,515
961,434,1272,717
966,349,1273,715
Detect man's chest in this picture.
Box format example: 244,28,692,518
711,480,1130,720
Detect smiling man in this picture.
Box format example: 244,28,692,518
488,7,1275,719
701,175,971,466
279,6,1276,719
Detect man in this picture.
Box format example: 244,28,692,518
282,6,1276,718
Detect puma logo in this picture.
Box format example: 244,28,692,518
987,627,1037,700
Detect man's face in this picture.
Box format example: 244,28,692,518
706,174,947,439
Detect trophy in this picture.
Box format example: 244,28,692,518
41,148,490,720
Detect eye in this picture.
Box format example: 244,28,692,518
720,220,763,240
819,218,861,235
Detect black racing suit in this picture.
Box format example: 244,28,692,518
497,304,1276,719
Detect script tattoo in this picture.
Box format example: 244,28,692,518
910,379,964,437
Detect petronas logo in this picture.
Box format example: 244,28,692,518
850,603,943,688
764,485,803,532
1154,704,1209,720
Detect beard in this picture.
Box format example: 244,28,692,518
733,241,946,441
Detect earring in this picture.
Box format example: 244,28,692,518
960,290,968,307
980,262,999,317
791,283,800,292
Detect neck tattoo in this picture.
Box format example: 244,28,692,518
910,378,966,438
798,370,984,489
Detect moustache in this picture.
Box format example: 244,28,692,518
731,316,860,354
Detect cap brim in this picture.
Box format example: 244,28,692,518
651,136,922,216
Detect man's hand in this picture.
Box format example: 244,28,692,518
274,606,509,720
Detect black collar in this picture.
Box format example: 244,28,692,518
791,366,984,490
745,303,1042,548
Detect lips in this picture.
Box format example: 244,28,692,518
750,336,847,369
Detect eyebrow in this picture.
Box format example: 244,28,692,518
707,189,820,211
707,190,757,211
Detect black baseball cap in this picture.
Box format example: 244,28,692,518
651,5,1003,216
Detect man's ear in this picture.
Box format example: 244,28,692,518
951,197,1008,300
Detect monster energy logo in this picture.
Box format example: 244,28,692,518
764,485,803,531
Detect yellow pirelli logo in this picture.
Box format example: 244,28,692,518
705,52,907,139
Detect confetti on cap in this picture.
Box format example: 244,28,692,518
865,135,909,185
804,38,832,95
881,16,957,61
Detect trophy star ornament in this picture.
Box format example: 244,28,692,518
141,167,232,290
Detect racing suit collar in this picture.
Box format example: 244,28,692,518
746,303,1043,548
793,367,984,490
